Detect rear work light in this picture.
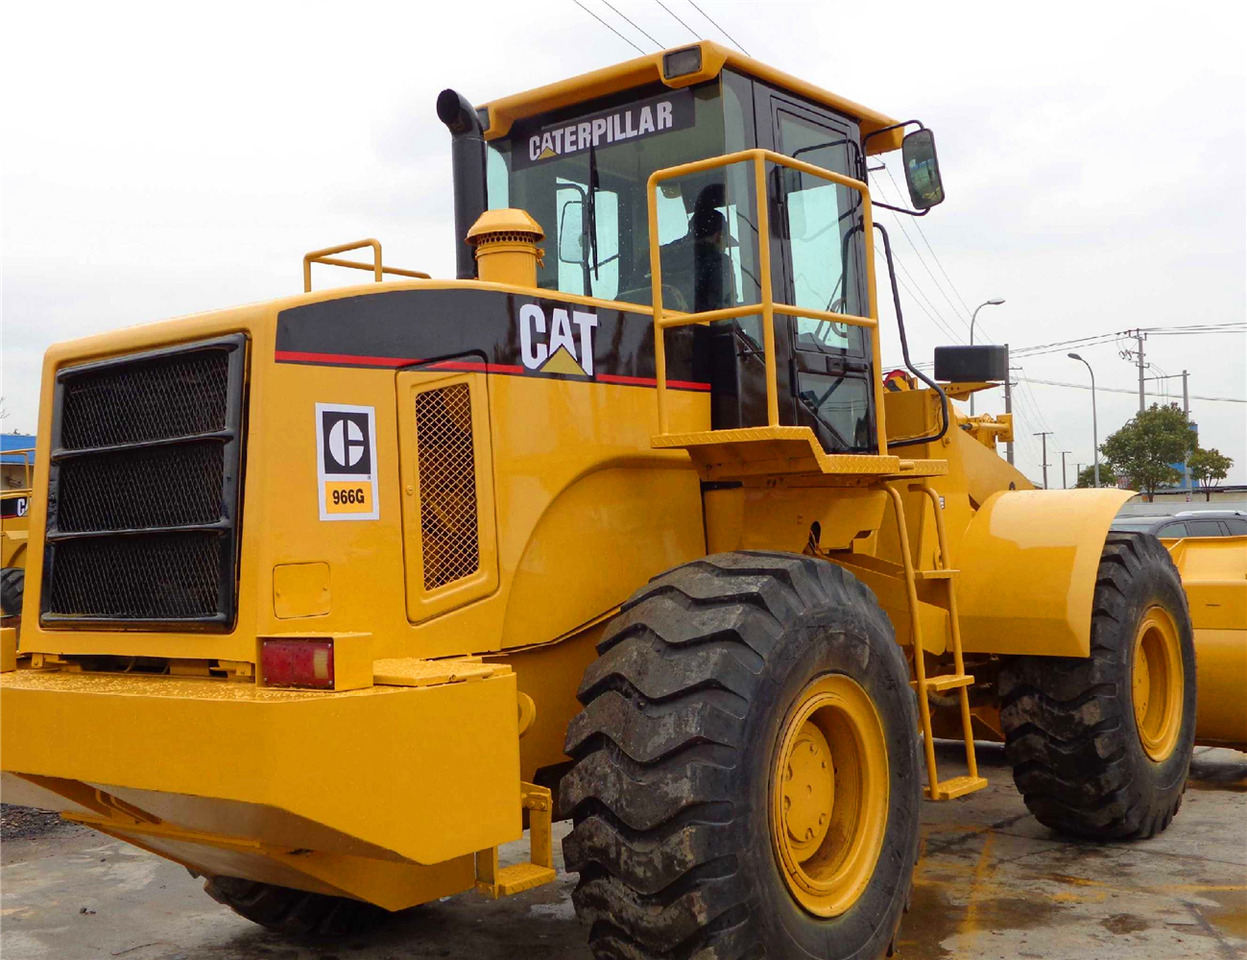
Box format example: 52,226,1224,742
261,639,335,689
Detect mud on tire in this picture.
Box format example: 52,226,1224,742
999,532,1196,840
204,876,391,937
561,551,921,960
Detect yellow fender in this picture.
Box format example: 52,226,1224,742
956,489,1134,657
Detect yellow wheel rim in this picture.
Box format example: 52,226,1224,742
1132,606,1183,762
769,674,889,918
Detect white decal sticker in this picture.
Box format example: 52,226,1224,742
315,403,379,521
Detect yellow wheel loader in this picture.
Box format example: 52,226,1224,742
1,447,34,623
0,42,1203,959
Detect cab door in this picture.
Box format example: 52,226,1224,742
762,91,878,453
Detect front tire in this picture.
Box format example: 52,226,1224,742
204,876,391,937
999,532,1196,839
561,551,920,959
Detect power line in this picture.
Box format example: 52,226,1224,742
870,169,973,338
654,0,699,38
573,0,646,54
1017,376,1246,404
874,243,965,344
601,0,665,48
881,164,980,328
686,0,751,55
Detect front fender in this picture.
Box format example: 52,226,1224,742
957,489,1133,657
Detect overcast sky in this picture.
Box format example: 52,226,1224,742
3,0,1244,487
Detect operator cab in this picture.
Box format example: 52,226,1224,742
452,42,945,456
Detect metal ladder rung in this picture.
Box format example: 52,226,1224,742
914,568,959,580
927,775,989,801
912,673,974,692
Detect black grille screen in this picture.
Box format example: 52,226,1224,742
60,349,231,449
43,336,246,627
48,533,224,620
57,442,225,532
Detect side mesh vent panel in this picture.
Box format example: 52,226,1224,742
415,384,480,590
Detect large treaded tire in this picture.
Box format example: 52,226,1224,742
204,876,391,937
999,532,1196,840
0,567,23,617
561,551,920,960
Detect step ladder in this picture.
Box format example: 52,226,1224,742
886,483,988,801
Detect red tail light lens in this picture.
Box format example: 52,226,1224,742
261,639,335,689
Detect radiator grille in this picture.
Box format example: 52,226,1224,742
415,384,480,590
60,349,231,449
57,442,225,532
47,533,224,620
43,336,246,627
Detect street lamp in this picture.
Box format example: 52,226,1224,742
1069,353,1100,488
969,298,1006,415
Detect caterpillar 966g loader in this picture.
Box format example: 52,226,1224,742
0,42,1198,959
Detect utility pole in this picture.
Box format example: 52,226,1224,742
1060,450,1071,489
1034,431,1053,489
1134,329,1147,412
1182,369,1191,499
1144,368,1195,498
1004,365,1022,466
1076,462,1084,485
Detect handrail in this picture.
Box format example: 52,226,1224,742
303,239,431,293
646,148,888,456
1,448,35,490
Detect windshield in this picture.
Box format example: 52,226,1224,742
485,76,760,311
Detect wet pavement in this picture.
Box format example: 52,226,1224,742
2,742,1243,960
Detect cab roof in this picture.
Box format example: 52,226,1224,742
479,40,904,154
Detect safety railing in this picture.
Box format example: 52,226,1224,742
646,149,888,455
2,448,35,491
303,239,431,293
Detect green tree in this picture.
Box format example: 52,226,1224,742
1100,403,1196,502
1074,462,1117,488
1188,447,1233,502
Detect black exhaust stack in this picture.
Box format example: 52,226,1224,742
437,89,488,280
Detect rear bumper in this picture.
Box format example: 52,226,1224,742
0,668,522,870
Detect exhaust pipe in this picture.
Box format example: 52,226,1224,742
437,89,488,280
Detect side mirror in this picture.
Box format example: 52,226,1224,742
901,129,945,210
558,199,586,263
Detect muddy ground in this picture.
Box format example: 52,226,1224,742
2,742,1244,959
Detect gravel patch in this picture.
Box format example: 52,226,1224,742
1,804,69,841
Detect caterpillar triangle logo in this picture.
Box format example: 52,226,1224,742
519,303,598,377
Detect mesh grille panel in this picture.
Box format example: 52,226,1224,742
57,442,225,532
416,384,480,590
60,349,231,449
44,335,245,626
47,532,223,620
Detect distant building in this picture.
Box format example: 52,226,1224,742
1,434,36,491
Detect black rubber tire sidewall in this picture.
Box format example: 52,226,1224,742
738,587,920,957
1111,537,1196,814
0,567,23,617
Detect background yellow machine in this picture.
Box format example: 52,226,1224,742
0,446,33,621
0,42,1209,959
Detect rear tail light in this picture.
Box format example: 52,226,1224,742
261,639,335,689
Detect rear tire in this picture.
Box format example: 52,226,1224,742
0,567,23,617
204,876,391,937
562,551,920,960
999,532,1195,839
